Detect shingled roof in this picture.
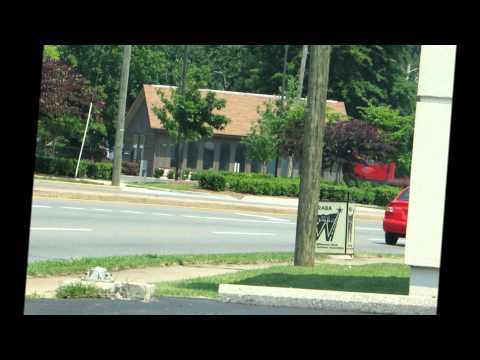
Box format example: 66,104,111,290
126,84,347,137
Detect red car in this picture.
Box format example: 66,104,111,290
383,187,409,245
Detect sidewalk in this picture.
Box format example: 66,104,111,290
25,263,279,299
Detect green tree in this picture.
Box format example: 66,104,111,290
58,45,169,146
327,45,420,118
358,104,414,177
38,59,106,160
241,119,277,174
153,67,230,180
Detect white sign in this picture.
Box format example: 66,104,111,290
315,201,355,255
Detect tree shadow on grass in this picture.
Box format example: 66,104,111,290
178,274,409,296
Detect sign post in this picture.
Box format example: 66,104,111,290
315,192,355,255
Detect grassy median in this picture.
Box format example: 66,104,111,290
128,182,199,191
154,262,410,299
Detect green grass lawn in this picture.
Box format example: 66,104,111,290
127,182,199,191
155,263,410,299
34,174,104,185
27,252,307,277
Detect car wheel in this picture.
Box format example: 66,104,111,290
385,232,399,245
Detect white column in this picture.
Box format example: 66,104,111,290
405,45,456,299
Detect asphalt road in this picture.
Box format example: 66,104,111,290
24,297,370,315
28,198,405,261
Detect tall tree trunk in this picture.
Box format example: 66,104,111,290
175,138,181,181
288,154,294,178
276,45,289,178
294,45,332,267
298,45,309,98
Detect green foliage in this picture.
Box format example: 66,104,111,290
196,171,400,206
198,172,226,191
35,156,112,180
167,169,176,179
43,45,60,60
154,168,164,178
56,283,108,299
358,105,415,177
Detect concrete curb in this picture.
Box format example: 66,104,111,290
218,284,437,315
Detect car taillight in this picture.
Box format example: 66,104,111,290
386,206,394,213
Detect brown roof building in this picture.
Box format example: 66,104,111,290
124,84,347,177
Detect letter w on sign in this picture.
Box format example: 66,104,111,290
316,209,342,242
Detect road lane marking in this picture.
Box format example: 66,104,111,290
61,206,85,210
356,227,383,232
120,210,144,214
235,212,289,222
183,215,295,225
30,227,93,232
92,208,113,212
32,205,51,208
212,231,275,236
152,212,173,216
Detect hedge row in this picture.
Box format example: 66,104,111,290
194,170,402,206
35,156,113,180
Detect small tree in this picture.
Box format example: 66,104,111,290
38,59,105,158
323,118,397,184
153,79,230,180
242,119,277,174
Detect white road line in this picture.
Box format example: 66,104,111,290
183,215,295,225
32,205,51,208
235,212,289,222
120,210,144,214
30,227,93,232
212,231,275,236
369,238,387,242
92,208,113,212
61,207,85,210
152,213,173,216
356,227,383,232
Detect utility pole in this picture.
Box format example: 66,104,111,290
294,45,332,267
275,45,289,177
112,45,132,186
175,44,189,181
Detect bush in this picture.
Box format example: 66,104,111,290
122,161,139,176
56,282,108,299
193,169,402,206
167,169,176,179
198,172,226,191
34,156,112,180
154,168,164,178
87,162,112,180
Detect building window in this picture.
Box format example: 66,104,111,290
203,141,215,170
219,143,231,171
235,144,246,172
187,141,197,169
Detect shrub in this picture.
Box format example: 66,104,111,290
154,168,164,178
167,169,176,179
122,161,139,176
198,173,226,191
56,282,108,299
34,156,112,180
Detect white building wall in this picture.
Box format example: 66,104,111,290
404,45,456,298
